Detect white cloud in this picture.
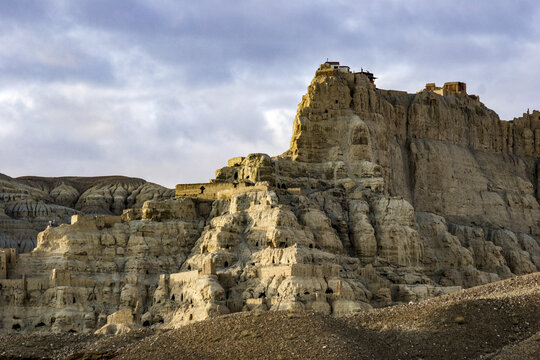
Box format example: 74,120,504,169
263,108,295,150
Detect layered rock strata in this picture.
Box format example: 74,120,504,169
0,175,173,253
0,62,538,333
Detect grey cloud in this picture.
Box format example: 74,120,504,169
0,1,539,186
0,55,115,85
0,1,49,24
70,0,167,34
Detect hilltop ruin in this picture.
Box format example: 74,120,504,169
0,62,539,333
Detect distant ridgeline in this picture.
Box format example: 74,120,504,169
0,61,538,334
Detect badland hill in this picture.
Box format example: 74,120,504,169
0,175,173,253
0,62,539,340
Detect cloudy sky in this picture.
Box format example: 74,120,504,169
1,1,539,188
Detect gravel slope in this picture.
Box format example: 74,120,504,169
0,273,538,360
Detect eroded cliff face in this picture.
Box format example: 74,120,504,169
289,65,540,235
283,63,540,285
0,175,174,253
1,63,538,334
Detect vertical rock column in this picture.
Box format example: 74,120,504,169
536,161,540,201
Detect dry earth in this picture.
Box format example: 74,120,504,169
0,273,538,360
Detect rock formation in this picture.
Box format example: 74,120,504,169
0,175,174,253
0,61,538,334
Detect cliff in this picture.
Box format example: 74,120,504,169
288,65,540,236
0,175,174,253
0,62,538,334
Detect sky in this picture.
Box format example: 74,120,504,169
1,1,539,188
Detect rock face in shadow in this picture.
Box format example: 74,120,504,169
283,63,540,287
0,175,174,253
289,65,540,236
0,62,538,334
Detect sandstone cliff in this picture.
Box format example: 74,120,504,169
0,175,174,253
0,62,538,334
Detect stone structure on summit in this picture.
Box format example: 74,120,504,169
0,61,539,333
423,81,468,97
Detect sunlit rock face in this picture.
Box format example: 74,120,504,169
1,62,539,333
0,175,174,253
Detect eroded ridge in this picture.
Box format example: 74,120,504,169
0,61,539,333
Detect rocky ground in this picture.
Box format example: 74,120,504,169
0,272,538,360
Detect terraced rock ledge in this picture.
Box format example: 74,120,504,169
1,62,539,341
